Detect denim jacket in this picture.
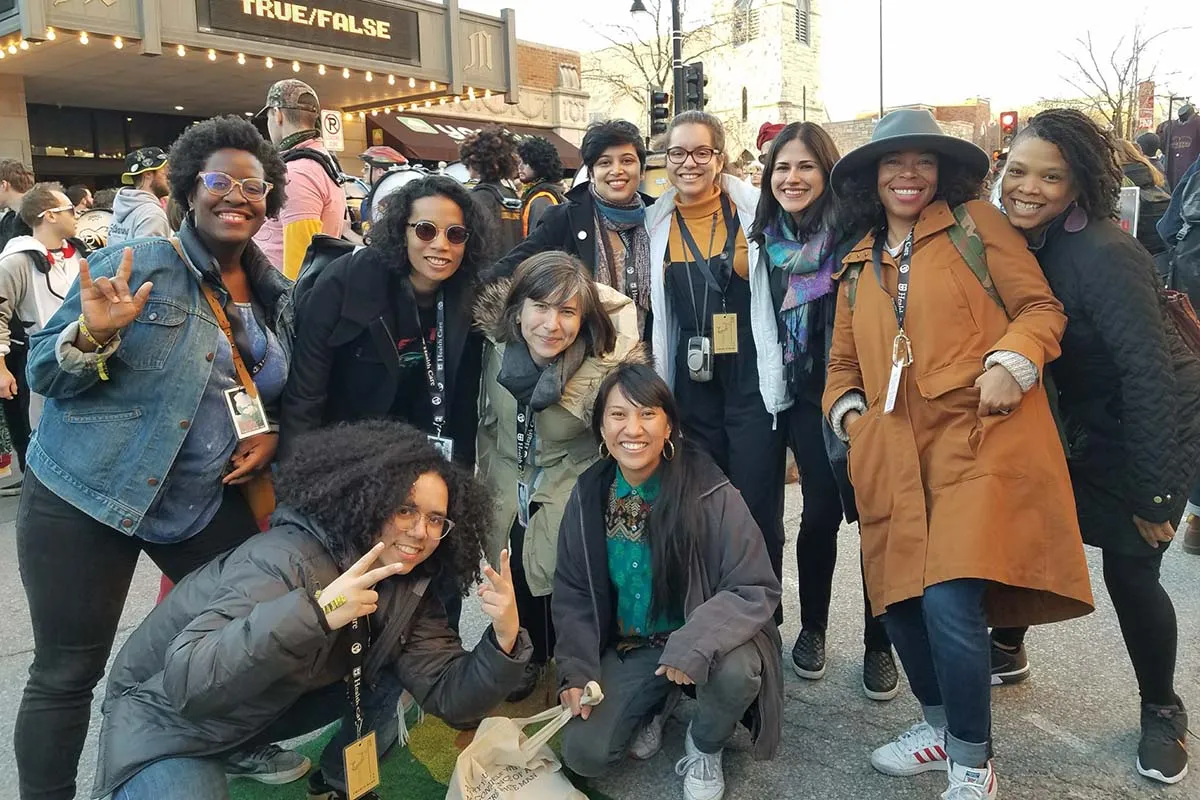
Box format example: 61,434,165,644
25,231,293,536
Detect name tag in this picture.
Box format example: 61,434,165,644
343,732,380,800
883,363,904,415
711,313,738,354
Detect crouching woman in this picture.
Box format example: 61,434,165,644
92,421,530,800
553,363,783,800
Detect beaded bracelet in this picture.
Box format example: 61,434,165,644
77,314,114,381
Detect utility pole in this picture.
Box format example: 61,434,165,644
631,0,685,116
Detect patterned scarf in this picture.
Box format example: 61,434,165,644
590,184,651,314
762,211,837,366
277,128,321,152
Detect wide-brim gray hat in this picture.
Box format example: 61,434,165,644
830,109,990,191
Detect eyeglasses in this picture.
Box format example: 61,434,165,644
408,221,470,245
197,171,273,202
37,204,74,218
666,146,721,165
393,505,456,539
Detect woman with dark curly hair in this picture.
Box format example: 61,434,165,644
92,420,528,800
282,176,491,628
991,108,1200,786
459,126,522,253
13,114,301,798
824,109,1093,799
515,135,565,236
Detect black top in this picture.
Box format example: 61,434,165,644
281,246,483,467
1034,212,1200,548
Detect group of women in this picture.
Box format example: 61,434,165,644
10,103,1197,800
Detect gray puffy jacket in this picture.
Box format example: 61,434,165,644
92,506,531,797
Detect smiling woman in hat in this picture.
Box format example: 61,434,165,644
824,109,1093,799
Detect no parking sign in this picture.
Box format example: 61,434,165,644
321,109,345,152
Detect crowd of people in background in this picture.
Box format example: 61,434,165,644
1,72,1200,800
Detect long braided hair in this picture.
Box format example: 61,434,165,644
1014,109,1121,219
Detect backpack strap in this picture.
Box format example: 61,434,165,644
520,189,564,236
282,147,345,186
473,182,523,211
947,205,1004,309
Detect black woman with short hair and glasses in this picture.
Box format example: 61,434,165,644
282,174,496,631
15,114,303,798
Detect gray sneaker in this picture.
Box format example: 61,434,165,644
224,744,311,784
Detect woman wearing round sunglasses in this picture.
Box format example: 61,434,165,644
282,176,494,627
15,115,305,798
94,421,530,800
645,112,789,616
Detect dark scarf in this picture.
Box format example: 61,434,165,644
497,336,587,412
590,184,651,313
278,128,321,152
762,211,837,369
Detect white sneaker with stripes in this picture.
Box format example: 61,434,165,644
870,720,950,776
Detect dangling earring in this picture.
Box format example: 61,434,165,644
662,439,676,461
1064,202,1088,233
598,441,611,460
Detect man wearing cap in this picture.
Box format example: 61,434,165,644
254,79,346,280
107,147,171,246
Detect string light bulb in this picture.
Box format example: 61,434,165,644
365,70,373,82
208,49,217,61
0,51,5,60
344,111,353,121
439,97,446,105
6,44,15,55
387,74,395,85
292,60,300,72
408,77,416,88
317,64,326,75
19,40,28,50
45,28,56,41
454,95,461,104
176,43,186,56
265,56,274,68
429,81,437,91
357,111,365,120
484,89,492,99
371,109,378,116
467,87,475,100
411,102,418,111
237,52,245,65
112,36,123,49
342,67,350,79
424,99,431,108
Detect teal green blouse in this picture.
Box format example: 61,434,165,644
605,466,682,638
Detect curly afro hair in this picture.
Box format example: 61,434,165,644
1013,108,1120,220
167,115,288,219
516,136,563,183
370,174,496,284
836,154,983,235
458,126,518,183
275,420,493,595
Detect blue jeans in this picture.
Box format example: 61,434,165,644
113,673,405,800
882,579,992,768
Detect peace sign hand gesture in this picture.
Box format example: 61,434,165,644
77,248,153,345
478,549,520,654
318,542,408,631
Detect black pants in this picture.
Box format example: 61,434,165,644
675,347,787,620
789,401,891,652
4,341,30,470
510,518,554,664
992,547,1176,706
15,472,258,800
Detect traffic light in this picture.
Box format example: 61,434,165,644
683,62,708,111
649,89,671,136
999,110,1018,143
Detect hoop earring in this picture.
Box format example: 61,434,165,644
599,441,611,460
662,439,676,461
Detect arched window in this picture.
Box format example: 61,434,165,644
732,0,760,46
795,0,811,46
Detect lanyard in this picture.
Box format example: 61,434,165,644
871,228,915,368
675,193,738,330
416,292,447,438
515,403,535,476
347,616,367,739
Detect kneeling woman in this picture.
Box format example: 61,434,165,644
93,421,530,800
554,363,783,800
475,251,641,699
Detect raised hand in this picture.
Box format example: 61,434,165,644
478,549,519,654
78,248,153,344
318,542,408,631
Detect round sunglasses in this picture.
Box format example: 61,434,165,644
408,221,470,245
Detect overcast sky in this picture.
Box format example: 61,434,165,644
460,0,1198,119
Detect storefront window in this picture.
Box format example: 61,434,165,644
95,110,126,160
28,105,94,158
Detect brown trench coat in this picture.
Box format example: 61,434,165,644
822,200,1094,626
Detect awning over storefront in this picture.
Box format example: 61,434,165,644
368,112,581,170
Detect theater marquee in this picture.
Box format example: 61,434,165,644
196,0,420,62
